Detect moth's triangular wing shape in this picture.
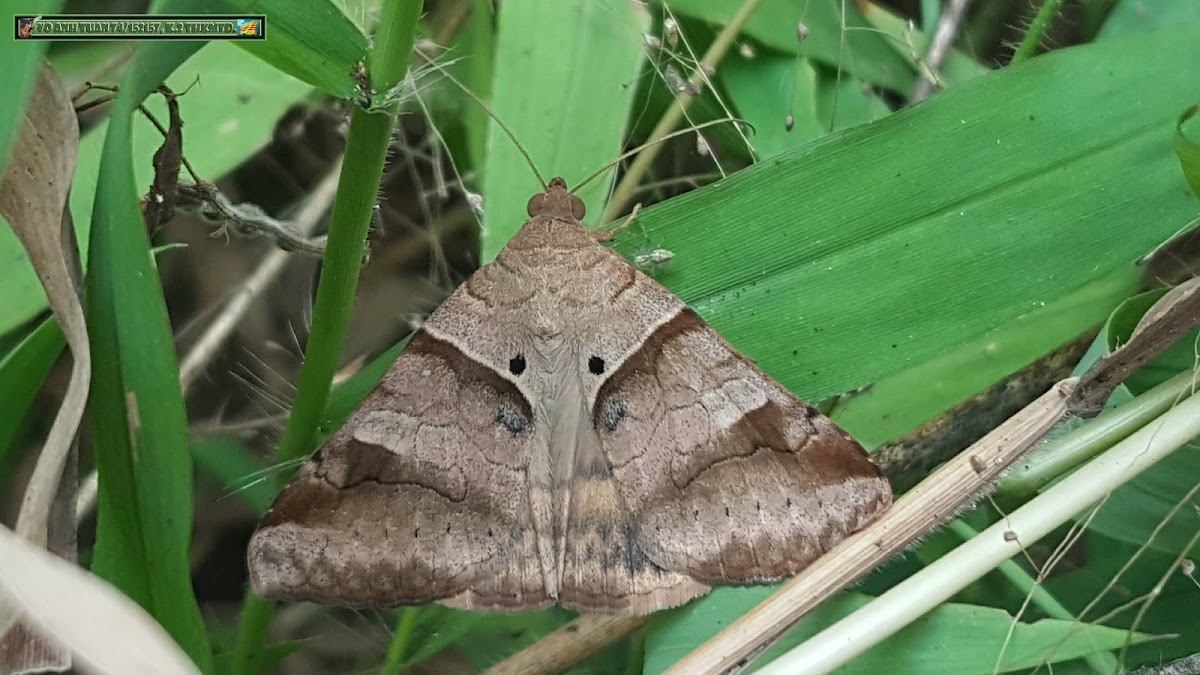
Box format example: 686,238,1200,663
248,330,551,611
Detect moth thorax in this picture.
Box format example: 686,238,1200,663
528,176,587,220
532,311,560,338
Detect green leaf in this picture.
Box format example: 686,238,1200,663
481,0,648,260
226,0,370,100
662,0,916,93
1099,0,1200,39
1045,533,1200,666
724,56,823,154
85,1,215,668
645,590,1154,673
614,24,1200,449
191,437,274,515
723,56,891,158
0,0,65,169
212,640,305,673
0,316,65,469
1175,104,1200,198
461,0,496,173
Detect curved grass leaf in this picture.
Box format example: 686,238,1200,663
85,0,218,668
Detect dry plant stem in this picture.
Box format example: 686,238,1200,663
667,378,1081,674
910,0,974,102
178,160,342,389
759,375,1200,673
483,615,647,675
601,0,762,222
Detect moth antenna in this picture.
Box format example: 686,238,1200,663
416,51,548,191
571,117,752,195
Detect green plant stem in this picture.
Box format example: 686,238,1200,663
1010,0,1065,65
600,0,762,222
949,521,1119,673
998,369,1199,497
380,607,422,674
272,105,394,472
227,3,423,673
370,0,422,94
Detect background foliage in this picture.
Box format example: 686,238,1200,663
1,0,1199,673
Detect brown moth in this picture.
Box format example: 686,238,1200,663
247,178,892,614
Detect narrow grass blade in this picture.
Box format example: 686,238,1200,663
85,1,217,667
225,0,370,100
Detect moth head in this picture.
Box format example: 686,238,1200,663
527,176,586,220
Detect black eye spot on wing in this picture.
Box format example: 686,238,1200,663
588,356,605,374
509,354,526,376
495,404,528,436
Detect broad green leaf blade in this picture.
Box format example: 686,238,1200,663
615,24,1200,443
663,0,916,93
85,1,214,667
836,273,1138,447
481,0,648,260
724,57,825,155
644,590,1153,673
723,56,891,158
226,0,370,99
1099,0,1200,39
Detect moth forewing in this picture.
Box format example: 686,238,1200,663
247,178,892,615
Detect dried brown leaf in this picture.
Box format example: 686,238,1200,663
0,525,199,675
1072,276,1200,416
0,62,87,673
